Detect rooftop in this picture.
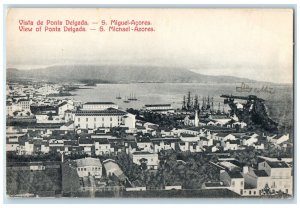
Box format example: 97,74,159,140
145,104,171,107
227,171,243,178
253,170,269,177
84,102,116,105
74,108,127,116
132,151,155,155
266,161,289,168
75,158,101,167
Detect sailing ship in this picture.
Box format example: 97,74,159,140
128,93,138,101
236,82,252,93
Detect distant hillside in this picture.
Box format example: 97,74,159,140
7,65,257,84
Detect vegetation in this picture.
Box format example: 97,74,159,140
7,152,61,162
126,108,185,129
114,150,219,189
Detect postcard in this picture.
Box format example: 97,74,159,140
5,7,294,199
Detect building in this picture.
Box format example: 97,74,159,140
94,138,112,156
267,134,289,145
18,99,30,111
74,157,102,178
132,151,159,170
103,159,126,181
74,108,135,129
57,101,74,116
243,160,293,196
144,104,174,113
220,170,244,195
82,102,118,110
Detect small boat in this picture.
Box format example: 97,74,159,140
123,96,130,103
116,93,122,99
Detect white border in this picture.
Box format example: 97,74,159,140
0,0,299,207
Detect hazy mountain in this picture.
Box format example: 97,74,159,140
7,65,257,84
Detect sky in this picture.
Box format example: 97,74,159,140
6,8,293,83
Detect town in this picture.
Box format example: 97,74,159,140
6,81,293,198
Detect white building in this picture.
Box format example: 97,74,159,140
267,134,289,145
132,151,159,170
18,99,30,111
220,170,245,195
74,108,135,129
57,101,74,116
75,158,102,178
243,160,293,195
144,104,174,113
94,138,113,155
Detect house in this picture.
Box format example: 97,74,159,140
267,134,289,145
103,159,126,181
199,137,213,148
243,159,293,195
136,137,153,152
242,136,258,146
78,139,94,156
75,157,102,178
94,138,112,156
258,160,292,194
213,133,236,142
152,138,178,153
132,151,159,170
220,170,244,195
221,140,239,151
57,101,74,117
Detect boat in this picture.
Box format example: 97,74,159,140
128,93,138,101
123,96,130,103
236,82,252,93
116,93,122,99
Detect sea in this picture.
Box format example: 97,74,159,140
67,82,293,128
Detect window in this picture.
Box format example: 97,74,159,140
102,118,104,121
232,181,235,187
254,191,256,195
110,117,112,121
78,118,80,122
86,118,88,122
241,181,244,186
86,124,88,129
84,168,86,171
249,191,251,195
102,123,104,127
94,118,96,122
